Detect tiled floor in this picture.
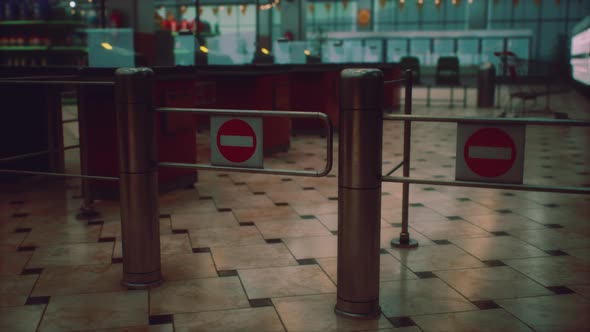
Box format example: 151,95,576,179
1,86,589,331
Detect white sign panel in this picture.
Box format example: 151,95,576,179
211,116,263,168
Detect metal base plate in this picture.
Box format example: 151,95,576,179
121,279,162,290
391,238,419,249
334,306,382,320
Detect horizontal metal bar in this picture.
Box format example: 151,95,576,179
62,118,79,124
157,107,327,120
0,169,119,181
384,160,404,177
0,80,114,86
63,145,80,150
0,150,49,163
159,111,333,177
382,175,590,195
0,75,79,80
383,114,590,127
384,79,406,84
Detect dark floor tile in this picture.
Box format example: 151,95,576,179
297,258,317,265
172,229,189,234
546,286,575,295
457,198,471,202
159,214,171,218
218,270,238,277
9,200,24,205
495,209,512,214
300,215,316,220
12,212,29,218
491,231,509,236
21,268,43,275
249,298,274,308
285,160,296,164
423,187,437,191
217,174,229,177
473,300,500,310
410,203,424,207
380,249,389,254
217,208,232,212
446,216,463,221
274,202,289,207
303,187,315,190
387,316,417,328
327,175,337,178
149,314,173,325
239,222,255,227
381,192,390,196
14,227,32,233
234,182,247,186
415,271,437,279
328,197,338,201
543,203,560,208
199,196,213,200
442,164,453,168
17,246,36,252
433,175,446,179
483,260,506,267
545,250,568,256
87,220,104,226
98,237,116,243
433,239,452,245
544,224,563,229
502,192,516,197
331,230,338,236
265,238,282,244
25,296,50,305
281,178,293,182
542,175,555,179
111,257,123,264
391,223,402,227
253,192,266,195
192,247,211,253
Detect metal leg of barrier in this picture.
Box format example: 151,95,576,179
115,68,162,289
449,86,454,108
427,85,431,107
392,70,419,249
335,68,383,319
463,86,467,108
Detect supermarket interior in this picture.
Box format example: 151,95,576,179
1,0,590,331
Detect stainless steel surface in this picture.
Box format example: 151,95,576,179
382,176,590,195
76,85,94,216
336,68,383,318
398,69,415,246
384,79,406,84
477,62,496,108
383,114,590,127
0,169,118,181
384,160,404,177
115,68,162,288
157,109,333,178
63,145,80,150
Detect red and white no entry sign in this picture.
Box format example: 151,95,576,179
211,116,263,168
456,124,525,184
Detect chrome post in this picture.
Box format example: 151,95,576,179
115,68,162,289
335,68,383,319
392,69,419,249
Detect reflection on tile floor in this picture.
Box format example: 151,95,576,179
1,89,589,330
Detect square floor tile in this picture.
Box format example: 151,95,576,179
435,266,553,301
255,218,332,239
21,224,101,247
0,305,45,332
188,226,265,248
387,245,486,272
174,307,285,332
463,214,545,232
568,284,590,299
273,293,393,332
410,220,490,240
0,232,27,253
316,255,418,285
31,264,124,297
27,242,113,268
290,201,337,216
508,229,590,251
211,243,297,270
380,278,477,317
497,294,590,332
38,291,148,331
0,275,38,306
282,236,337,259
239,265,335,299
503,256,590,286
451,236,548,261
316,213,338,231
170,211,238,230
0,252,33,275
411,308,534,332
161,253,217,281
232,206,299,223
149,277,250,315
564,248,590,264
159,234,193,255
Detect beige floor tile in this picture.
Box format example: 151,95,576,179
211,243,297,270
497,294,590,332
0,275,38,306
21,224,101,246
175,307,285,332
503,256,590,286
316,255,418,284
282,236,337,259
188,226,265,248
290,201,338,216
171,211,239,230
27,242,113,268
232,206,299,223
168,200,218,215
32,264,124,296
568,284,590,299
426,201,495,217
160,234,193,255
255,218,332,239
380,278,477,317
508,229,590,251
463,214,545,232
0,232,27,252
565,248,590,263
451,236,548,261
265,190,328,204
410,220,490,240
38,291,148,332
161,253,217,281
0,252,33,275
82,325,173,332
273,293,393,332
435,266,552,301
412,308,534,332
387,244,485,272
214,195,276,210
149,277,250,315
316,213,338,231
0,305,45,332
100,221,121,239
239,265,336,299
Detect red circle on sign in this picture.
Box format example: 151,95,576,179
464,128,516,178
217,119,257,163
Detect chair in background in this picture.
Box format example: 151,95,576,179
399,56,421,84
436,56,460,85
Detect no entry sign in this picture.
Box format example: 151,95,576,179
455,124,525,184
211,116,263,168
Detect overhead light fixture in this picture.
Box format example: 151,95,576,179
304,49,311,56
261,48,270,55
69,1,76,8
101,42,113,50
199,46,209,53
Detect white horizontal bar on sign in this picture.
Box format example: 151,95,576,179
220,135,254,148
468,146,512,160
